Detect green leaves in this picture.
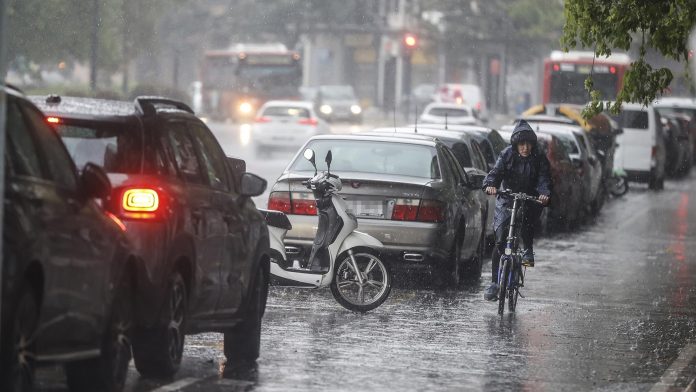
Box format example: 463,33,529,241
562,0,696,118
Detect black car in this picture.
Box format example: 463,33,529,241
2,85,137,391
32,94,271,377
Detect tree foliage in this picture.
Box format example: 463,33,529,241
562,0,696,118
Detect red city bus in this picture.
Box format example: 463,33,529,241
201,43,302,122
542,50,631,105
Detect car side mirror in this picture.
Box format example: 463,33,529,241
81,162,111,199
227,157,246,184
468,172,485,189
240,172,267,197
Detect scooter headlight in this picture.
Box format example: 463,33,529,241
504,248,512,256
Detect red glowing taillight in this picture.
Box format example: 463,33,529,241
121,188,160,219
476,101,482,111
298,117,318,126
46,116,61,124
255,116,271,123
553,63,560,72
391,198,445,223
391,198,419,221
291,192,317,215
416,200,445,223
610,66,617,74
267,191,317,215
268,191,291,213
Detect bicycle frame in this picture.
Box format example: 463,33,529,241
496,190,542,314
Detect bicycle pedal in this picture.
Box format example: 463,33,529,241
517,289,525,299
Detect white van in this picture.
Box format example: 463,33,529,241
611,103,666,190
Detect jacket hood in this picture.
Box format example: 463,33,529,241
510,120,538,147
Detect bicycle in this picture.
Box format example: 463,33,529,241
495,189,544,315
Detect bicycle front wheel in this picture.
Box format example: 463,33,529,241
497,259,509,315
508,265,519,312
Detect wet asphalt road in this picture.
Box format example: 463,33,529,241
35,122,696,391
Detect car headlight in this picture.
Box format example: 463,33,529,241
238,102,253,114
350,104,362,115
320,104,333,115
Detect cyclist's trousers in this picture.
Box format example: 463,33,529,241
491,204,542,283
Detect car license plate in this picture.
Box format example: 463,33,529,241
348,200,384,218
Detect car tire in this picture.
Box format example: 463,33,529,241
0,286,38,392
436,230,464,287
133,271,187,378
65,276,133,392
462,230,485,280
224,266,267,363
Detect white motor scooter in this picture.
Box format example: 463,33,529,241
261,148,391,312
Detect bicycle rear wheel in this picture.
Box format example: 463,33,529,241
497,259,509,315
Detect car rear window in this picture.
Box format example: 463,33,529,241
55,122,142,173
291,139,440,179
612,110,649,129
262,106,310,118
427,107,471,118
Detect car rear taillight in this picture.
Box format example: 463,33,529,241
291,192,317,215
268,191,291,213
46,116,61,124
255,116,271,123
392,198,419,221
298,118,318,126
417,200,445,223
391,199,444,223
268,191,316,215
652,146,657,158
121,188,160,219
476,101,482,111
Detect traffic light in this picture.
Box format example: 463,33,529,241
402,33,418,55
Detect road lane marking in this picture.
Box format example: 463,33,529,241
149,377,201,392
650,343,696,392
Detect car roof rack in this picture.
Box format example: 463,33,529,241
134,96,194,116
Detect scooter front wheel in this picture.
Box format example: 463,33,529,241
330,250,391,312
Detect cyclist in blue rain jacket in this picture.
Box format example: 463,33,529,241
482,120,551,301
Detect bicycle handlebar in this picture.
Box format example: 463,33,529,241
496,189,544,204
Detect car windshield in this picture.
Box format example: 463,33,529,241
55,122,142,173
427,107,471,117
291,139,440,179
320,86,356,100
262,106,310,118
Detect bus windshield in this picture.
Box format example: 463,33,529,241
550,71,618,104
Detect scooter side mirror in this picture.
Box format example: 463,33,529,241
325,150,332,173
304,148,317,174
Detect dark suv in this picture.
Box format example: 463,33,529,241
2,85,137,391
31,95,271,377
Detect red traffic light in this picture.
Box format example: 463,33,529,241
403,33,417,48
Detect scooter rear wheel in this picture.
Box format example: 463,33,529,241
330,250,391,313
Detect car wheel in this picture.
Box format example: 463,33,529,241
462,230,485,280
0,286,38,392
224,266,267,363
133,271,187,378
436,230,464,287
65,276,133,392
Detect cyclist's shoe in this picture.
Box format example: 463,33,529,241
522,249,535,267
484,283,499,301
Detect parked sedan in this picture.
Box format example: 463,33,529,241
420,103,478,126
376,127,495,245
253,100,329,156
535,133,585,231
2,85,137,391
268,133,486,286
32,94,271,377
413,123,507,170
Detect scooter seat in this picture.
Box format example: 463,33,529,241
258,209,292,230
